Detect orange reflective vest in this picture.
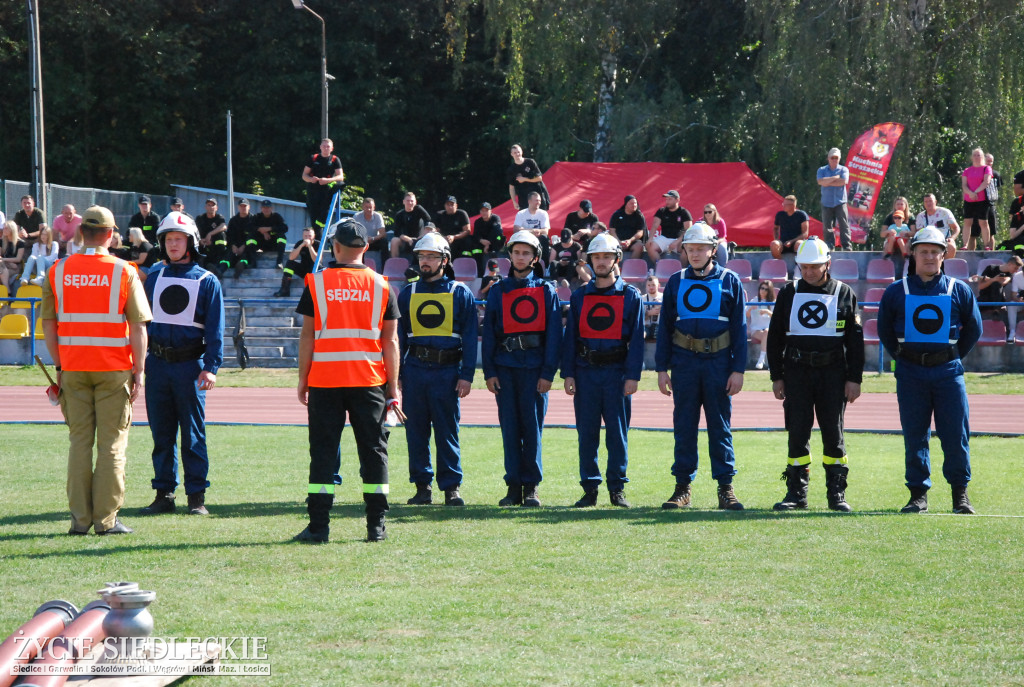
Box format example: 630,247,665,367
307,267,389,388
51,252,134,372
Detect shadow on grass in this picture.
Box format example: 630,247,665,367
0,500,311,527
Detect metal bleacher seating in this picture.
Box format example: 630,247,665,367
725,258,752,282
865,258,895,284
830,258,859,282
654,258,682,282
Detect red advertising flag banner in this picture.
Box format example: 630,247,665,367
842,122,905,244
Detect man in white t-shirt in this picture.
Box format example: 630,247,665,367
914,193,960,259
353,197,387,265
513,192,552,262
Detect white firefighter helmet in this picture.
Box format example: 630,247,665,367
682,222,718,246
909,226,947,249
156,211,201,257
794,237,830,265
413,232,451,262
586,232,622,262
507,230,542,258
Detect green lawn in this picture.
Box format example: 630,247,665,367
4,365,1024,394
1,425,1022,685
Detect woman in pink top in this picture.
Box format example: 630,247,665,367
961,147,993,251
703,203,729,266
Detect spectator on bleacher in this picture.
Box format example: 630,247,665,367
169,197,187,217
976,255,1022,340
998,190,1024,257
646,190,692,262
703,203,730,266
881,197,916,235
227,198,254,278
1,220,27,288
20,225,59,286
274,227,320,298
66,226,84,257
985,153,1001,250
507,144,550,211
564,199,600,249
880,209,911,274
817,147,851,250
914,193,959,260
196,198,228,277
1010,262,1024,335
107,230,129,260
14,195,46,249
353,197,387,268
478,258,502,299
609,195,646,261
770,195,809,259
390,192,431,259
436,196,475,261
513,191,552,263
247,199,289,269
642,275,662,341
124,227,157,276
961,148,993,251
52,204,82,257
129,196,162,244
549,229,583,283
473,202,504,271
747,280,775,369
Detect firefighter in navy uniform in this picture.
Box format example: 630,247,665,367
481,231,563,507
655,223,747,510
877,227,982,514
766,238,863,511
294,219,400,543
398,233,478,506
301,138,344,237
561,233,645,508
139,212,225,517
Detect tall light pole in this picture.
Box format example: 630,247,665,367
290,0,332,139
26,0,47,216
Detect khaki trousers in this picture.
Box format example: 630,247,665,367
59,369,133,531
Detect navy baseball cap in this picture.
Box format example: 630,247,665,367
446,196,457,204
171,197,184,206
480,201,492,209
261,200,273,207
579,199,592,211
139,195,152,204
332,219,367,247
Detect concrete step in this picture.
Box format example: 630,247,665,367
221,356,297,369
243,326,301,337
231,315,300,328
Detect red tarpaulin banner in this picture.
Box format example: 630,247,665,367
841,122,905,244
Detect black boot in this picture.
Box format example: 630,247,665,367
365,492,389,542
824,464,852,512
301,492,333,541
522,484,541,507
773,465,810,511
498,484,523,507
187,490,209,516
609,490,631,508
407,483,432,505
139,490,175,515
717,483,744,511
234,261,245,279
444,487,465,506
273,275,292,297
901,487,928,513
952,485,976,514
662,482,691,509
276,245,286,269
574,488,598,508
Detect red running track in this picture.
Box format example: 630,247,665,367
3,386,1020,434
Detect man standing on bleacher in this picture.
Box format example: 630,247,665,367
42,206,152,535
877,227,982,514
398,233,477,507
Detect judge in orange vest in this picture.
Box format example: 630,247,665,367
41,206,153,536
294,218,401,543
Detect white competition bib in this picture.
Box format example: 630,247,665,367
788,291,840,337
151,270,207,328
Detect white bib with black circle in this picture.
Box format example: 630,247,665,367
152,270,207,328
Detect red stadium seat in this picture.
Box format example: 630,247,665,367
1015,321,1024,345
383,257,409,280
757,258,789,284
829,258,859,282
725,258,752,282
861,287,886,316
364,257,377,272
943,258,970,281
865,258,895,283
556,286,571,302
977,319,1007,346
495,257,511,275
861,318,879,344
621,259,649,287
975,258,1003,277
453,257,479,282
654,258,683,282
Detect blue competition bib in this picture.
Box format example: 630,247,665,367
903,294,952,343
677,278,723,320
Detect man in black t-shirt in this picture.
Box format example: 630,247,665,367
1012,168,1024,197
609,196,646,260
549,229,583,282
771,195,810,259
473,202,504,270
435,196,475,260
247,200,289,268
564,200,600,249
507,144,550,211
646,191,693,261
129,196,163,245
390,192,432,259
195,198,228,275
227,199,255,277
275,227,321,297
301,138,344,236
13,195,46,248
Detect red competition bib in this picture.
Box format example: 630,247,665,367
502,286,546,334
578,294,624,340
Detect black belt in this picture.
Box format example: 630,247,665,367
149,341,205,363
408,344,462,365
785,347,844,368
499,334,542,352
897,346,958,367
576,343,627,366
672,330,731,354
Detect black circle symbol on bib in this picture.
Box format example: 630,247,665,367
159,284,190,315
585,303,616,332
797,301,828,329
510,294,539,324
416,300,446,330
682,284,712,312
912,304,943,336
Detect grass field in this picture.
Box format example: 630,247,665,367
1,424,1022,685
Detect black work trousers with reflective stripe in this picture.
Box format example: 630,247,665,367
782,362,847,462
306,384,390,534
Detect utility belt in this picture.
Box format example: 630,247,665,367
785,347,843,368
149,341,205,363
672,330,731,354
408,344,462,365
499,334,542,352
576,343,627,366
897,345,958,367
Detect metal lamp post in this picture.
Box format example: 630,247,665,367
290,0,332,139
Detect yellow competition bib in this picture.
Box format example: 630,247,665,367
410,291,455,337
